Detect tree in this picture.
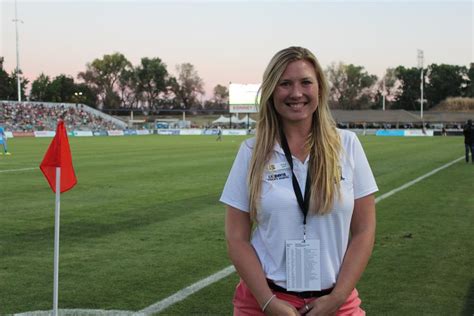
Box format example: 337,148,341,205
30,73,51,101
117,68,139,108
326,62,345,108
425,63,468,109
170,63,205,109
203,84,229,111
212,84,228,105
392,66,423,110
0,57,15,99
8,70,29,101
466,63,474,98
78,52,133,109
135,57,169,108
373,68,398,109
326,62,377,110
47,75,77,102
30,73,97,106
0,57,28,101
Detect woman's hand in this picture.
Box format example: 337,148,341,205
265,297,300,316
297,293,345,316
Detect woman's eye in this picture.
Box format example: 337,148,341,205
302,80,312,85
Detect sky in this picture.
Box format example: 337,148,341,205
1,0,473,99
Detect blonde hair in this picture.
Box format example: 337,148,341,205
248,46,342,222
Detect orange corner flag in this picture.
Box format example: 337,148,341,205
40,121,77,193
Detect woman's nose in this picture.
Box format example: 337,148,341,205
289,84,303,98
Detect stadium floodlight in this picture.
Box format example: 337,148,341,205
74,92,83,107
12,0,23,102
382,76,386,111
417,49,425,119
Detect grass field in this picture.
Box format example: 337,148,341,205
1,135,473,315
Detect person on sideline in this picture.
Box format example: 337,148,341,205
463,119,474,163
0,126,11,155
221,47,378,316
216,126,223,141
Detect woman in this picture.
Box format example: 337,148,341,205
221,46,378,315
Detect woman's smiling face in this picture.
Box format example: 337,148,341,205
272,59,319,128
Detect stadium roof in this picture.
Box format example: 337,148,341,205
330,110,474,123
417,111,474,123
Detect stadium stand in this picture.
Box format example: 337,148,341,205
0,101,127,131
331,109,474,129
1,100,473,134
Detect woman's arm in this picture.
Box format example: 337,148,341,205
225,206,299,315
301,194,376,315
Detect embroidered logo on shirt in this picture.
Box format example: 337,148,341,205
267,172,290,181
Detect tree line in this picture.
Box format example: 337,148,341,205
1,54,473,112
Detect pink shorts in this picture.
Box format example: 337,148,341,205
233,280,365,316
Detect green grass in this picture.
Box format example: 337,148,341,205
0,135,472,315
361,159,474,315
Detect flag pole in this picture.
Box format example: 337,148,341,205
53,167,61,316
40,121,77,315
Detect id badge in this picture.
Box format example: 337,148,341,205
285,239,321,291
267,162,290,172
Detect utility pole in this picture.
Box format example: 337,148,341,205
382,76,386,111
417,49,424,119
13,0,23,102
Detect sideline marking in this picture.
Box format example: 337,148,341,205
14,156,464,315
0,167,37,173
138,266,236,314
375,156,464,203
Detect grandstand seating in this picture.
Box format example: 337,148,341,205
0,101,127,131
1,101,473,132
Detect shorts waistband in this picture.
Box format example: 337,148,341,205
266,279,333,299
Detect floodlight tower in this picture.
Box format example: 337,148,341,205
13,0,23,102
382,76,386,111
417,49,424,119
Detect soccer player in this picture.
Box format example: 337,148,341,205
0,126,11,155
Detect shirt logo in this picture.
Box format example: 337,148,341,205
267,172,290,181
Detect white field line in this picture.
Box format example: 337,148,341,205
138,265,236,314
0,167,37,173
13,156,464,316
374,156,464,204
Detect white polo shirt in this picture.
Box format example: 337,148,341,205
220,129,378,290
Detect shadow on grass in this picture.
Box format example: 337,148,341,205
2,193,220,255
462,279,474,316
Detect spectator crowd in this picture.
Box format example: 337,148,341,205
0,102,120,131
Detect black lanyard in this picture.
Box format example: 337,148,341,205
279,129,311,227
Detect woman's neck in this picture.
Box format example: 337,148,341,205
281,122,311,162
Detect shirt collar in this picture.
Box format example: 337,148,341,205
273,141,310,165
273,141,285,155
